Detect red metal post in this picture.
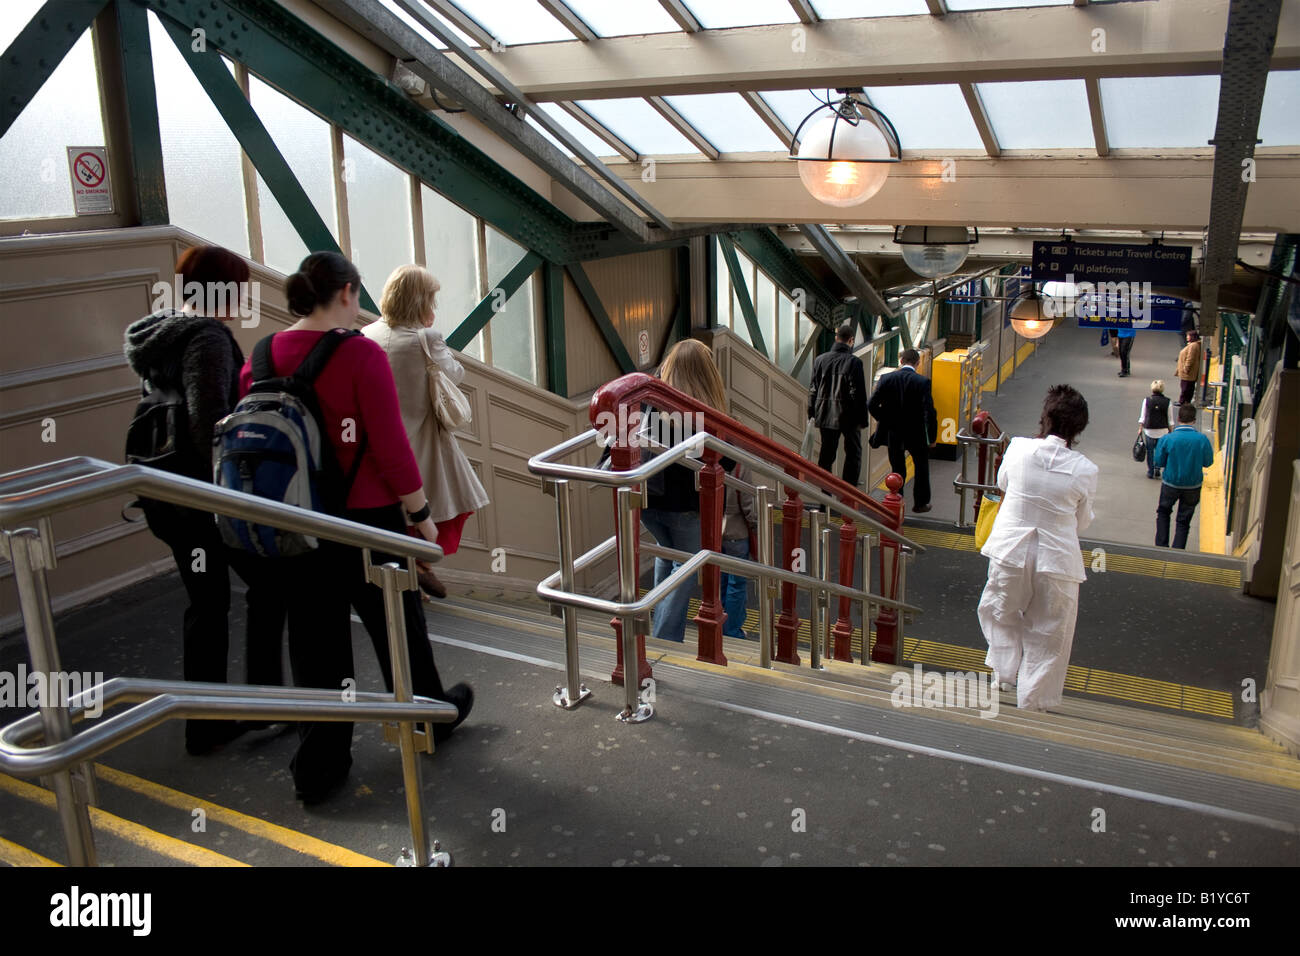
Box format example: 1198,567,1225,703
831,515,857,662
774,482,802,665
870,473,905,664
694,448,727,665
609,436,652,688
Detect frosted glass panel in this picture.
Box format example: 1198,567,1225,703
754,90,828,139
248,77,336,275
663,93,785,152
150,13,248,254
1258,71,1300,147
576,98,702,155
343,135,413,294
1099,76,1219,148
778,292,796,369
683,0,797,28
485,227,538,384
863,85,983,149
732,286,752,346
756,270,776,354
976,80,1093,149
421,185,479,337
535,104,620,158
811,0,929,16
562,0,681,36
453,0,573,44
0,17,106,220
715,239,731,327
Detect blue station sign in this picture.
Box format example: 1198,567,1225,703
1031,241,1192,286
1075,294,1191,332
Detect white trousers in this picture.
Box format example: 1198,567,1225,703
977,535,1080,712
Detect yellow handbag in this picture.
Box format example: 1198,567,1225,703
974,491,1002,549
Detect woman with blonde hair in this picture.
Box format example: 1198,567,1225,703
641,339,735,642
1137,379,1171,480
364,265,490,600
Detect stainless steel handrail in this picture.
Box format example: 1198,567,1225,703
953,427,1009,528
529,430,924,554
0,457,452,867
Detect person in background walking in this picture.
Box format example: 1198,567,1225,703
1152,403,1215,550
868,347,938,513
1116,327,1135,377
1138,380,1172,480
1176,331,1203,406
720,461,759,641
808,322,868,487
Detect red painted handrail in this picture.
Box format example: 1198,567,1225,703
590,373,895,524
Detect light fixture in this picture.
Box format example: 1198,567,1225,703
792,90,901,207
893,226,980,278
1008,287,1056,340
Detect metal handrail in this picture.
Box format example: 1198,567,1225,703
953,414,1010,529
528,430,924,554
0,457,452,867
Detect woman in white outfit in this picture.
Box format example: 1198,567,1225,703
364,265,490,599
977,385,1098,712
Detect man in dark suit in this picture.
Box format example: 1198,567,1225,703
868,348,938,513
807,322,869,487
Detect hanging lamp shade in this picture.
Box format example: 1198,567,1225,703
893,225,979,278
792,93,900,207
1009,291,1055,340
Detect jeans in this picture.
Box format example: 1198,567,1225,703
640,508,701,643
720,537,750,639
1143,435,1160,479
1156,483,1201,549
817,427,863,487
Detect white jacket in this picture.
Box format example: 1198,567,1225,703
980,436,1098,582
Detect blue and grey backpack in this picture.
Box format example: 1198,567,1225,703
214,328,366,556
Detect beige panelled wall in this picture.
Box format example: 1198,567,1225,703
0,226,620,633
563,250,679,398
702,328,806,453
1262,462,1300,757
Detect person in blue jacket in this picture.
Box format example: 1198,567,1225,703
1151,403,1215,549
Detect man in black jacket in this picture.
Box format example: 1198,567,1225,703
808,323,869,487
868,348,939,513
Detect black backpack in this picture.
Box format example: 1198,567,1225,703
213,329,367,556
124,367,212,542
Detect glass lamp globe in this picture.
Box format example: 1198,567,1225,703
796,113,892,207
1009,294,1054,340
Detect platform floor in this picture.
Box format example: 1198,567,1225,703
876,323,1211,550
2,575,1295,867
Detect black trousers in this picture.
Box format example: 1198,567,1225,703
1118,335,1134,373
280,504,447,793
818,427,863,487
887,434,931,509
1179,378,1196,405
165,517,285,750
1156,483,1201,550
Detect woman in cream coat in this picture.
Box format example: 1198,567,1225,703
364,265,490,599
978,385,1098,713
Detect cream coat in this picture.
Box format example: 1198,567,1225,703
362,322,490,523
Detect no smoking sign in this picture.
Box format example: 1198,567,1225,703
66,146,113,215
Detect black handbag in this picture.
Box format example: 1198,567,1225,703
1132,430,1147,463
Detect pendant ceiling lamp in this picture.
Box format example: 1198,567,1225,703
1008,287,1056,340
893,225,980,278
792,89,901,207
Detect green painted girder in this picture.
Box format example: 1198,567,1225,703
448,250,542,352
731,228,836,330
543,262,567,396
144,0,582,263
564,262,635,375
154,12,377,312
1,0,110,137
717,233,768,359
114,0,168,225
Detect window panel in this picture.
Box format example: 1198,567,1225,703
421,185,479,337
561,0,681,36
662,93,786,152
149,12,248,254
450,0,573,44
945,0,1071,8
810,0,929,16
0,11,106,220
1258,71,1300,147
754,89,833,141
778,292,796,370
715,238,731,328
248,76,336,275
683,0,797,29
343,135,413,294
534,103,620,158
576,98,705,155
863,85,983,150
756,270,776,355
484,227,538,384
1099,76,1219,148
975,79,1093,149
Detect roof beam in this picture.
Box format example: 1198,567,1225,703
482,0,1300,100
416,0,495,49
658,0,701,34
959,82,1000,158
538,0,597,42
553,101,639,162
1084,75,1108,157
925,0,947,15
798,225,900,343
787,0,819,25
740,91,795,150
647,96,720,160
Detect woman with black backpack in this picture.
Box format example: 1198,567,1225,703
123,245,285,756
235,252,473,803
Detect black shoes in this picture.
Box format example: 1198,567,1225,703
913,503,932,513
433,683,474,744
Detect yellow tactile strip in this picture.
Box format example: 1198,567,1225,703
659,594,1236,719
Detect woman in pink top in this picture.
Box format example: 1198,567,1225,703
240,252,473,803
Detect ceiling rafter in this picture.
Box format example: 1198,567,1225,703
787,0,819,25
958,81,1000,157
647,95,721,160
1084,75,1109,157
412,0,495,50
553,100,640,162
925,0,947,15
741,91,795,150
537,0,596,42
658,0,701,34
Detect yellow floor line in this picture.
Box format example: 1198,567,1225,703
0,773,247,867
656,594,1234,718
0,835,62,867
93,764,389,868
